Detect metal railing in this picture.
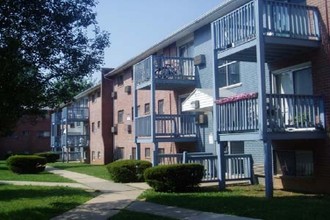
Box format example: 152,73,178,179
62,107,89,121
225,154,254,181
135,115,152,137
216,93,325,133
51,112,62,125
134,55,195,86
213,0,320,51
155,114,196,137
157,151,254,183
135,114,197,138
61,135,90,147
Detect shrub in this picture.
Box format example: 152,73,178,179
35,152,60,163
144,163,204,192
106,160,152,183
6,155,47,174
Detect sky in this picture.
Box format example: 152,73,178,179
94,0,222,79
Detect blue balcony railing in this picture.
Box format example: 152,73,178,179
61,135,89,147
135,114,197,138
51,112,62,125
213,0,320,51
216,93,325,133
61,107,89,121
134,55,195,86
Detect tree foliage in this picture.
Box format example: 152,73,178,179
0,0,110,135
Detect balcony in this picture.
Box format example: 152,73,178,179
134,55,196,90
51,136,61,148
213,0,320,62
135,114,197,142
51,112,62,125
61,135,89,148
61,107,89,122
216,93,326,140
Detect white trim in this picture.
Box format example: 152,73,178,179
217,60,237,68
220,82,242,90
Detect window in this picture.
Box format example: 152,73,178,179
218,61,240,88
91,94,95,103
117,75,124,86
145,148,151,158
91,122,95,132
97,121,101,129
92,151,96,161
115,147,124,160
97,151,101,159
144,103,150,114
70,123,75,128
77,121,81,127
131,147,136,160
275,150,313,176
158,99,164,114
118,110,124,123
97,91,101,97
38,131,50,138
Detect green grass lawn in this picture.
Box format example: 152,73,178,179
0,184,94,220
111,210,175,220
140,184,330,220
49,162,112,180
0,161,74,182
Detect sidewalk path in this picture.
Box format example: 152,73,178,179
2,166,258,220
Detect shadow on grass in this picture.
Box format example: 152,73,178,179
142,186,330,220
0,202,81,220
0,186,89,201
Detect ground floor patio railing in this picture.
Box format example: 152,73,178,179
157,151,254,183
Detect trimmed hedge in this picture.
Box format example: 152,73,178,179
144,163,204,192
35,152,60,163
6,155,47,174
106,160,152,183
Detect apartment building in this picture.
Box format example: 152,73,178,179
0,111,51,159
103,0,330,196
49,0,330,196
50,68,113,164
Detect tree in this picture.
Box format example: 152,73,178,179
0,0,110,136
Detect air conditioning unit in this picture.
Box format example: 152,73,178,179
196,114,207,125
126,124,132,133
194,54,206,66
111,124,118,134
124,85,131,94
111,91,117,99
191,100,200,109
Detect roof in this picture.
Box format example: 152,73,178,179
74,83,101,100
104,0,248,77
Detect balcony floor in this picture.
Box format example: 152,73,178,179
216,37,320,63
137,135,197,143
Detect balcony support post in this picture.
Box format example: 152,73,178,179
256,0,273,199
212,21,226,191
136,143,141,160
152,142,159,166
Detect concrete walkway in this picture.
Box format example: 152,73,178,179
2,166,257,220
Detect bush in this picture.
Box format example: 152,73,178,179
35,152,60,163
6,155,47,174
106,160,152,183
144,163,204,192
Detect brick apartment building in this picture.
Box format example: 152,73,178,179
51,0,330,196
0,112,51,159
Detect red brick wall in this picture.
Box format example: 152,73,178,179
268,0,330,193
0,113,51,159
89,70,114,165
109,66,192,161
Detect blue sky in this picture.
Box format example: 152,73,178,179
95,0,222,71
